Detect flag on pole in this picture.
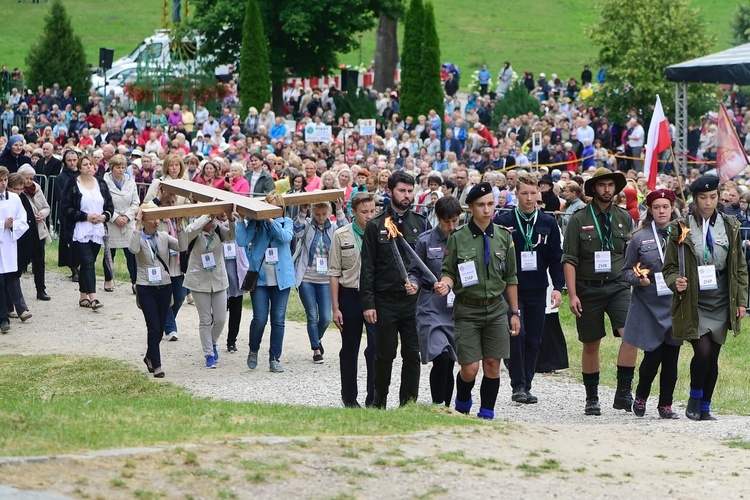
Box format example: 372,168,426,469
643,95,671,190
716,102,749,183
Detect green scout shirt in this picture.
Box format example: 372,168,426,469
441,220,518,300
562,202,632,281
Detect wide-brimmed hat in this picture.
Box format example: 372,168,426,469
584,167,626,197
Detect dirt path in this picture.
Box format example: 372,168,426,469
2,270,750,498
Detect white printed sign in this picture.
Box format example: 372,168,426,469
305,124,333,142
359,119,376,136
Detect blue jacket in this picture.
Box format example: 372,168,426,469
235,216,295,290
494,208,565,293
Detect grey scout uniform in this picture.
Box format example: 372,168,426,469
409,227,457,364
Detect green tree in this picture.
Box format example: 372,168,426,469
187,0,395,113
399,0,424,119
586,0,715,119
25,0,89,100
731,1,750,46
419,2,443,120
492,83,540,129
333,82,378,123
238,0,270,118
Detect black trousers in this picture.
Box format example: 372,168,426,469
226,295,244,347
339,289,375,406
373,294,420,405
20,238,46,293
138,283,173,369
508,292,547,391
73,241,100,294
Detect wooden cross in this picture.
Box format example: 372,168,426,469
141,178,346,220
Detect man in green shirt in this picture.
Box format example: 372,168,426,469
562,168,637,416
436,183,520,420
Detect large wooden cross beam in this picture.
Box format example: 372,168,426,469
141,178,346,220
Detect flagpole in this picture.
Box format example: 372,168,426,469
670,145,688,207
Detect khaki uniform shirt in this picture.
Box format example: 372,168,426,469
328,224,364,289
562,202,632,281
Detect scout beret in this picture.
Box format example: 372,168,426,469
645,189,676,206
690,175,719,194
465,182,494,204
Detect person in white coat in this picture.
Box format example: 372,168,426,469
103,155,140,292
0,166,29,332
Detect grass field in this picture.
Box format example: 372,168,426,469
0,0,736,92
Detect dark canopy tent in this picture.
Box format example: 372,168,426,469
665,43,750,172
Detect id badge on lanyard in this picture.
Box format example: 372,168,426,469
594,251,612,273
698,265,718,290
147,266,163,284
458,261,479,287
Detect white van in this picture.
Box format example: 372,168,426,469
106,30,233,80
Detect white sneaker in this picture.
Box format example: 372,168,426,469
165,332,179,341
186,293,194,305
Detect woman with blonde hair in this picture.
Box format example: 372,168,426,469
131,202,183,378
145,154,185,202
103,154,140,292
60,154,114,310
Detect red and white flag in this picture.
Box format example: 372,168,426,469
716,102,749,183
643,95,671,190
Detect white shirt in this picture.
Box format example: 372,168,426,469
628,125,645,148
72,180,106,245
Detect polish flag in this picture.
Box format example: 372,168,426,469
643,95,671,190
716,102,749,183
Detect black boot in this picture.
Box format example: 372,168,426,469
685,397,701,421
372,390,387,409
613,388,634,411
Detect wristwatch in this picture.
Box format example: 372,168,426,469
510,310,521,317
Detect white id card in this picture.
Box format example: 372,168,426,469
201,252,216,270
265,247,279,264
169,249,179,256
223,242,237,260
447,290,455,307
654,272,672,296
458,261,479,287
316,257,328,274
698,265,718,290
594,251,612,273
521,251,537,271
147,266,162,284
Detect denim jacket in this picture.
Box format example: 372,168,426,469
293,210,347,286
235,215,295,291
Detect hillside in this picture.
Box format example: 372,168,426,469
0,0,736,89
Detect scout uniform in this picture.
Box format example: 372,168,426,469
328,222,375,408
441,182,518,420
360,204,430,408
562,167,633,415
442,219,518,363
494,203,564,403
663,176,748,420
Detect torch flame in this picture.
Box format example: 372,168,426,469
384,217,403,239
633,262,650,278
678,222,691,244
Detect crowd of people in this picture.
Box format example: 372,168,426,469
1,69,749,419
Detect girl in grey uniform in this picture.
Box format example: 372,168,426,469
622,189,681,419
407,196,461,405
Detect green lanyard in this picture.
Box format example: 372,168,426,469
203,232,214,251
514,208,537,252
590,204,614,251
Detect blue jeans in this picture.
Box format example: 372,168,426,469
298,281,331,350
164,274,187,335
249,285,291,362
